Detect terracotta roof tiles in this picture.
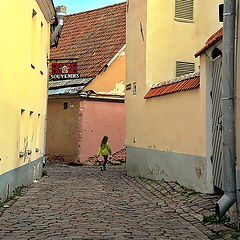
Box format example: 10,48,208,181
195,28,223,57
144,72,200,99
51,2,126,78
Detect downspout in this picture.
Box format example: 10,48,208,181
216,0,237,217
50,6,66,45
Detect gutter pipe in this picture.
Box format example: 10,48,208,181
50,11,65,46
216,0,237,218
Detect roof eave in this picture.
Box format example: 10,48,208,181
36,0,55,22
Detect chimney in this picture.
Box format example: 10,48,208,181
55,5,67,14
50,5,67,46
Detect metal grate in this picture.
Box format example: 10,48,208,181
211,58,223,190
175,0,194,21
176,61,195,77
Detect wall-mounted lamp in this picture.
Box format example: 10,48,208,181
27,150,32,155
19,152,25,157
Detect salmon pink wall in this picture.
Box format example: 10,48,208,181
78,99,125,163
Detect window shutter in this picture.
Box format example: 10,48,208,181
175,0,194,21
176,61,195,77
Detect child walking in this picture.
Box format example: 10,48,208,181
97,136,112,171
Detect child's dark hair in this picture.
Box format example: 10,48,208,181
101,136,108,147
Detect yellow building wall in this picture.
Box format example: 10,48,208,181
126,0,223,192
126,0,223,156
125,0,147,145
46,98,80,163
146,0,223,87
127,90,206,155
84,53,126,95
0,0,51,175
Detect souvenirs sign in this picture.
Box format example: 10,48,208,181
50,62,80,80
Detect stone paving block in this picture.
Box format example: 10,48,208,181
0,163,237,239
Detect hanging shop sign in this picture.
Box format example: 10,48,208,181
50,62,80,80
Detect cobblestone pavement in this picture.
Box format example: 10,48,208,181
0,163,237,240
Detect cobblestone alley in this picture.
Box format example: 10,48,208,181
0,163,237,240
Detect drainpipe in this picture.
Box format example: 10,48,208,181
216,0,237,218
50,6,66,46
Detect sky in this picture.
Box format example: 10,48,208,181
53,0,126,14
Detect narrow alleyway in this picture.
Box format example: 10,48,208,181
0,163,233,240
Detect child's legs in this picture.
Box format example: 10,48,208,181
102,155,108,169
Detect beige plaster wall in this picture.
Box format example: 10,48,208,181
46,97,80,162
146,0,223,87
126,0,222,156
143,90,205,155
125,0,147,144
84,53,125,95
125,0,224,192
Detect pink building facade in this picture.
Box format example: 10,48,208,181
46,94,125,164
78,99,125,163
46,3,126,164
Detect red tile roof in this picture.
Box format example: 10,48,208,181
51,2,126,78
195,28,223,57
144,75,200,99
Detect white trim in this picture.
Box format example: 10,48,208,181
205,41,223,62
107,44,126,67
36,0,55,22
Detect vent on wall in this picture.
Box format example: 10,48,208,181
176,61,195,77
175,0,194,21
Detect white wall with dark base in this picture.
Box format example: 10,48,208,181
0,158,43,202
126,145,214,193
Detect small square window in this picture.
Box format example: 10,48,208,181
126,83,131,91
63,102,68,110
32,9,37,18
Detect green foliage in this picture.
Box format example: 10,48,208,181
7,196,14,201
207,233,220,240
231,231,240,239
93,162,101,166
42,170,48,177
14,187,22,196
0,187,23,209
202,214,230,224
187,190,200,197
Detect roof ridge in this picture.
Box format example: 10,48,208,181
152,72,200,89
66,1,126,17
51,1,126,78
